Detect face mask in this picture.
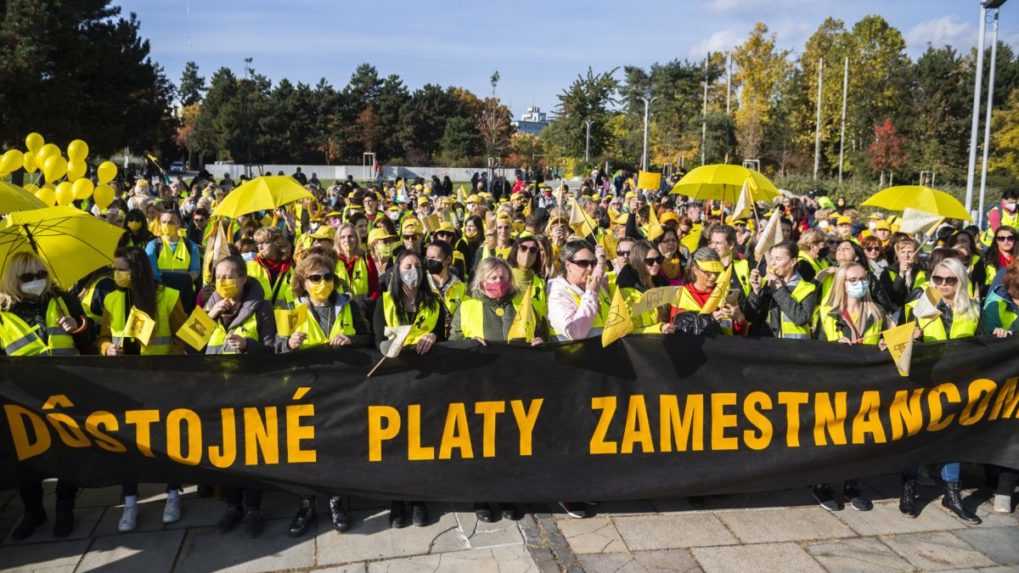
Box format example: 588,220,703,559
1006,201,1017,213
425,259,444,274
483,280,511,299
20,279,47,296
400,268,420,288
307,279,335,301
241,252,256,262
387,212,401,221
216,278,241,300
127,221,143,232
847,280,869,300
465,228,480,239
161,223,179,240
113,270,132,288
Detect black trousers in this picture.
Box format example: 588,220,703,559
223,487,261,510
17,466,76,515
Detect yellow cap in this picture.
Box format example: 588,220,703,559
660,212,680,225
466,194,480,204
308,226,336,241
435,221,456,234
325,211,343,219
695,260,725,274
874,220,891,231
367,228,394,245
401,218,423,235
836,215,852,226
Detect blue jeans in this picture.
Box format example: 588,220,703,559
941,462,960,482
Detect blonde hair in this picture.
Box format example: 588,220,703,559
798,229,825,250
0,252,50,311
470,257,516,299
933,258,979,320
825,263,886,329
333,223,363,257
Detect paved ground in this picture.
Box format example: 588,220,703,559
0,476,1016,572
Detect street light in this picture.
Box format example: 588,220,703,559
641,95,657,172
584,119,593,163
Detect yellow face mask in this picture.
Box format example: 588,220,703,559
113,270,132,288
307,278,335,302
216,278,241,300
161,223,179,240
127,221,143,232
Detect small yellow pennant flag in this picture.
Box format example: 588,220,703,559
602,287,633,347
569,198,597,238
599,230,618,260
636,171,662,191
124,307,156,347
176,306,216,351
643,205,664,242
882,322,916,377
701,263,734,315
681,223,703,253
507,286,536,342
274,305,309,337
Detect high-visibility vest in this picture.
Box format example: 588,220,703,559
335,256,370,296
797,253,829,278
818,306,883,345
79,272,111,324
987,298,1019,332
294,297,356,347
480,245,512,261
549,288,609,340
904,300,979,341
245,260,294,309
0,298,78,356
433,278,467,317
207,312,261,354
776,280,817,340
458,293,536,341
888,269,928,293
156,239,192,273
728,259,752,297
381,292,440,346
104,286,180,355
518,274,548,318
619,286,663,333
675,287,734,335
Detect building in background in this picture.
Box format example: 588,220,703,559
512,106,550,135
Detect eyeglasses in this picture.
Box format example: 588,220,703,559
518,244,538,254
645,256,664,266
306,273,336,283
569,259,597,268
864,246,882,252
931,275,959,286
18,270,48,282
402,235,419,240
193,218,207,225
617,250,630,257
997,235,1016,243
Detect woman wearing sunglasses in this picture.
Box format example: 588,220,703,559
0,252,93,540
507,234,548,318
671,247,746,335
548,240,613,341
984,225,1018,289
615,240,678,334
900,257,983,525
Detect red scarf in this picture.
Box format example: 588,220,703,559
999,250,1013,269
257,256,291,283
685,283,714,307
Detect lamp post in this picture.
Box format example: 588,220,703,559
584,119,593,163
641,96,657,172
965,1,1007,218
978,5,1004,227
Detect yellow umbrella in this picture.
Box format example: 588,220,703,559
212,175,313,219
671,164,780,203
0,206,124,288
0,181,46,214
860,186,970,222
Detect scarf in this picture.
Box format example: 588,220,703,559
257,256,291,283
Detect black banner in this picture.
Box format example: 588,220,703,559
1,335,1018,502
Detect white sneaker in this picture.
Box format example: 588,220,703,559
118,505,138,532
994,494,1013,514
163,495,182,524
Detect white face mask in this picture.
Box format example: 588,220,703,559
1006,201,1017,213
20,279,47,296
400,268,419,288
241,252,256,262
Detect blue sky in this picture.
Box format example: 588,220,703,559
117,0,1019,118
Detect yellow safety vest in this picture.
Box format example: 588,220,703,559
905,300,979,341
79,273,111,323
104,286,180,355
480,245,512,261
619,287,664,334
818,306,883,345
988,298,1019,332
0,298,78,356
777,280,817,340
245,260,294,309
797,253,829,278
458,293,536,341
207,312,261,355
549,288,609,339
727,258,752,297
156,239,191,273
381,291,440,346
335,256,370,296
675,287,734,335
433,278,467,317
295,298,356,346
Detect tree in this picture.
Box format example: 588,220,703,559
545,67,619,169
732,23,790,161
991,88,1019,175
439,117,482,165
179,61,206,106
868,119,906,186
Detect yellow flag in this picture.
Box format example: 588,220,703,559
599,230,618,260
203,220,230,285
636,171,662,191
882,322,916,377
176,306,216,351
507,287,535,342
569,198,596,237
602,287,633,347
681,223,703,253
425,213,441,232
274,305,309,337
124,307,156,346
643,205,664,241
457,185,467,203
701,263,733,315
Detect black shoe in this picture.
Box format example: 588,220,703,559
558,501,595,519
217,505,244,533
288,499,316,537
812,485,843,512
10,512,46,541
389,501,410,529
329,496,351,533
197,484,214,498
501,503,523,521
942,481,982,525
900,479,920,518
844,484,873,511
474,502,497,523
243,509,265,538
52,511,74,538
411,502,428,527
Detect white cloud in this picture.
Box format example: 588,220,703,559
689,28,745,58
906,16,976,54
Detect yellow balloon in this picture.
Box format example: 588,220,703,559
97,161,118,184
67,159,87,181
93,184,115,210
23,151,38,174
36,186,56,207
43,154,68,184
25,132,45,153
67,139,89,162
0,149,24,175
72,178,95,200
35,143,59,166
22,183,39,194
55,182,74,206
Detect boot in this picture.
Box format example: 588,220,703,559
288,497,316,537
941,481,981,525
328,496,351,532
899,478,919,518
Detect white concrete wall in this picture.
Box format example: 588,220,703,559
205,163,521,183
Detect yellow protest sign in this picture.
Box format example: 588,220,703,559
637,171,662,191
882,322,916,377
124,307,156,347
602,287,633,347
274,305,309,337
630,286,682,317
176,306,216,351
507,286,535,342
